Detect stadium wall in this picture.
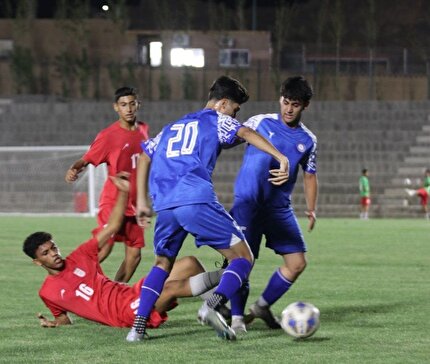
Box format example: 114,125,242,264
0,100,429,218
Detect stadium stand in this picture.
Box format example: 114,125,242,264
0,99,429,217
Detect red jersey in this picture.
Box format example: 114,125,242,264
83,121,149,216
39,238,167,328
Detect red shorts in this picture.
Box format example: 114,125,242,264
92,207,145,248
417,189,429,206
361,197,371,206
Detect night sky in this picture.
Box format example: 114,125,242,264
0,0,294,18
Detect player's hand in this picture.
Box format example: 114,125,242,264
136,201,153,228
65,168,80,183
37,313,57,328
279,157,290,176
305,210,316,232
269,156,290,186
110,172,131,193
268,169,289,185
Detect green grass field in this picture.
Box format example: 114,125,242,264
0,217,429,363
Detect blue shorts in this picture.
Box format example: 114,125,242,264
153,202,245,257
230,200,306,259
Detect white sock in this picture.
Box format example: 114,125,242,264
189,269,224,297
257,296,269,307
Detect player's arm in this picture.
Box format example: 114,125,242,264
37,312,72,328
65,158,89,183
236,126,289,185
136,152,153,228
303,171,318,232
95,173,130,249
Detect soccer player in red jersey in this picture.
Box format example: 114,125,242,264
65,87,149,282
23,174,224,328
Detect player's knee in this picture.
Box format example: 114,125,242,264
290,259,307,275
237,241,254,263
127,248,141,262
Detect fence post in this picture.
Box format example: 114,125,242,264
403,48,408,75
427,61,430,100
368,48,374,100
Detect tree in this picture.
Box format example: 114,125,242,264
329,0,344,98
10,46,36,94
235,0,247,30
271,0,297,92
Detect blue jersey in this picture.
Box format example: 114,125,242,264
142,109,242,211
234,113,317,207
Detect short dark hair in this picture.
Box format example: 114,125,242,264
362,168,368,174
280,76,313,103
23,232,52,259
207,76,249,104
114,87,137,102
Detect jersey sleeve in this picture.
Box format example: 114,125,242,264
40,295,67,318
243,115,263,131
82,131,109,166
67,238,99,263
216,114,242,145
301,140,317,174
142,131,163,159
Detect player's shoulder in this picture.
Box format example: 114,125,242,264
136,120,149,129
244,113,278,129
95,121,120,137
247,113,278,123
299,122,317,143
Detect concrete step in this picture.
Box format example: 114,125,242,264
403,156,430,164
398,167,427,175
417,135,430,143
409,146,430,154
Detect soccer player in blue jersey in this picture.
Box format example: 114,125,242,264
228,76,318,333
126,75,290,342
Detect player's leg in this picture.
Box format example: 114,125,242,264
228,200,263,333
176,202,253,340
200,240,251,340
114,245,141,282
155,256,224,313
114,216,144,282
363,197,370,219
418,190,429,219
127,209,187,342
250,207,306,329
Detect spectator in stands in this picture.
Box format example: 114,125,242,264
405,168,430,219
64,87,149,282
359,168,371,219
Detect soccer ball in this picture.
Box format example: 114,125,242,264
281,301,320,338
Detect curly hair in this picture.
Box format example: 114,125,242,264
23,232,52,259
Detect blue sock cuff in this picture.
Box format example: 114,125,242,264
225,257,252,285
137,266,169,317
142,266,169,293
276,269,293,285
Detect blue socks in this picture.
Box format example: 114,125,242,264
261,269,293,306
136,266,169,317
207,257,252,310
230,280,250,316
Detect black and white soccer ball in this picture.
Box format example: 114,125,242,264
281,301,320,338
